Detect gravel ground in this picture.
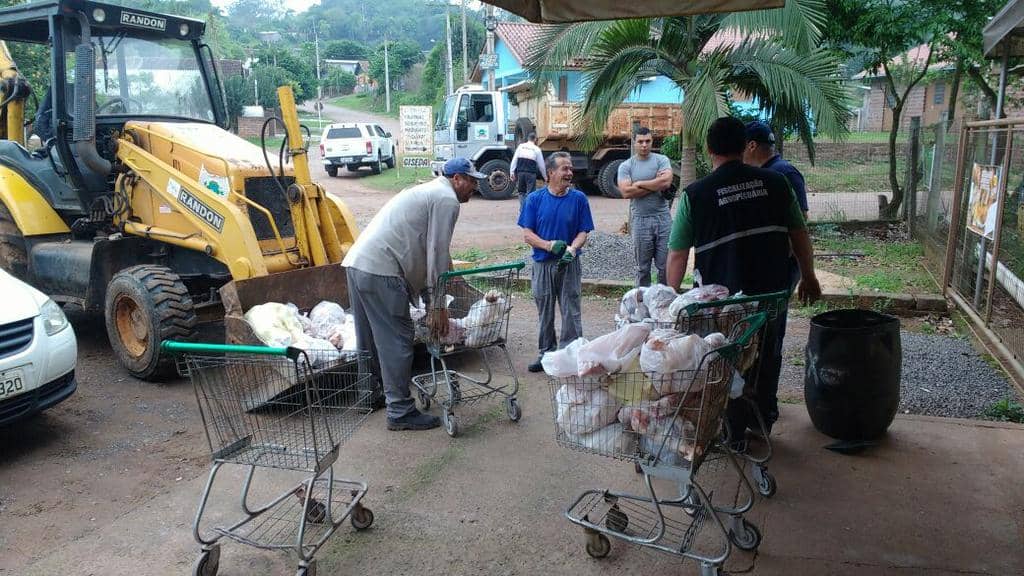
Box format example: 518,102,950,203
517,231,637,281
780,328,1017,420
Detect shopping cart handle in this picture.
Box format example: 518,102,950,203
440,260,525,279
733,312,767,347
160,341,292,356
682,289,791,316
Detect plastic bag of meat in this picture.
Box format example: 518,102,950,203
555,385,621,434
577,323,652,377
640,331,711,395
463,289,510,347
542,337,588,378
637,416,698,465
244,302,308,347
618,287,649,323
292,336,344,367
642,284,677,321
563,423,636,454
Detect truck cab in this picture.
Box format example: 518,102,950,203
431,86,516,200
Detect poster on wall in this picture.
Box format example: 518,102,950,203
967,163,1002,239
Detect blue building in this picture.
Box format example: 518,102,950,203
474,22,682,105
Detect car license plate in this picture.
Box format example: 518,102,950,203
339,157,354,163
0,367,26,399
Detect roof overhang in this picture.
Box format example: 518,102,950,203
478,0,784,23
984,0,1024,57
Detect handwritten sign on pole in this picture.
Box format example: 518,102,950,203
399,105,433,157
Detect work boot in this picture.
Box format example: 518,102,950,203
527,356,544,373
387,409,441,431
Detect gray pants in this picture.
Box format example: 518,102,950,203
532,257,583,354
632,212,672,287
345,267,416,419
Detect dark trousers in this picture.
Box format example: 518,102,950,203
517,173,537,210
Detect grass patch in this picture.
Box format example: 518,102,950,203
790,299,832,318
243,135,285,150
812,228,935,295
453,246,487,262
399,443,464,499
802,131,905,144
983,398,1024,423
359,167,435,193
331,93,403,118
855,271,903,293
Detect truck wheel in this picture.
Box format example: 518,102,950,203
385,148,396,169
105,265,197,380
326,165,339,177
0,201,27,280
514,118,536,146
598,159,625,199
478,159,513,200
371,155,383,175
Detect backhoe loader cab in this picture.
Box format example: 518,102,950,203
0,1,359,380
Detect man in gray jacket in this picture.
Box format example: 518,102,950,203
343,157,482,431
617,127,675,286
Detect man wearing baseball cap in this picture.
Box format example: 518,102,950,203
343,157,482,431
743,121,809,222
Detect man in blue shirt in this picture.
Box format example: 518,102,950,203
518,151,595,373
744,121,809,221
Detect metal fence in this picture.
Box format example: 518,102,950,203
925,119,1024,378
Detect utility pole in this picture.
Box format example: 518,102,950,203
485,5,496,91
461,0,468,83
384,33,391,113
445,5,454,95
314,25,322,126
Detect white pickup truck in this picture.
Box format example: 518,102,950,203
319,122,396,177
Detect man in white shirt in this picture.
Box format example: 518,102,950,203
510,132,546,209
343,157,482,431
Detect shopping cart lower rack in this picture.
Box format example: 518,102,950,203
162,342,376,576
412,262,524,437
549,313,766,575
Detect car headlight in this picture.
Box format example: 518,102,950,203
41,299,69,336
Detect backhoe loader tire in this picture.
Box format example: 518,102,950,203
0,201,27,280
105,265,197,381
326,165,339,178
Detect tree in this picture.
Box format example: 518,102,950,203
251,65,294,108
255,47,316,101
368,40,423,91
325,69,357,95
222,74,248,131
418,18,485,108
824,0,944,218
527,0,851,188
322,39,370,61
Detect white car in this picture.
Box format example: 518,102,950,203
319,122,396,177
0,269,77,425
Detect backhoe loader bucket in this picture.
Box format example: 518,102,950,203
219,264,349,345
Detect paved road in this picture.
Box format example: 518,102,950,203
301,99,399,135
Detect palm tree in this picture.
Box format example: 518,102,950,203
524,0,851,186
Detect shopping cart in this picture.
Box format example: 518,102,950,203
411,261,524,437
161,342,375,576
550,313,767,575
674,291,791,498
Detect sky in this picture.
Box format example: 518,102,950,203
209,0,319,14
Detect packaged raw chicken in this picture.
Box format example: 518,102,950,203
308,301,348,350
638,416,698,465
618,287,649,323
462,289,509,347
577,323,652,377
244,302,308,347
555,385,621,434
640,330,711,395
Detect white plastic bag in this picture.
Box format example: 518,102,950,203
618,287,649,322
463,290,509,347
642,284,677,320
244,302,307,347
577,323,651,377
293,336,343,367
542,338,588,377
564,423,636,454
641,332,711,395
555,385,621,434
638,416,698,465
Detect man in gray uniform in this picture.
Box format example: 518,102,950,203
617,127,675,286
343,157,482,431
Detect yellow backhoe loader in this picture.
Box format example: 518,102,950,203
0,0,358,379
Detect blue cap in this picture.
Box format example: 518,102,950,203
745,120,775,144
442,157,486,179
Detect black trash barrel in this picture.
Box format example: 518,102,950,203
804,309,902,440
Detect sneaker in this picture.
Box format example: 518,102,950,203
387,410,441,431
527,356,544,373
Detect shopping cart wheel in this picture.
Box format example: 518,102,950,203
418,391,432,411
605,505,629,533
305,498,328,524
296,560,316,576
192,545,220,576
350,505,375,530
506,397,521,422
729,518,762,551
585,532,611,559
754,466,776,498
443,411,459,437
